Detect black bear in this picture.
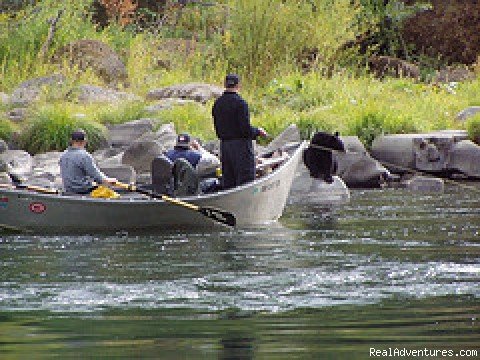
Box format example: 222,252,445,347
303,131,345,183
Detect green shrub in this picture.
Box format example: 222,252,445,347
466,113,480,145
0,119,15,142
19,105,107,154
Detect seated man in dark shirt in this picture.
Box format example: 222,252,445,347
164,133,220,193
165,133,202,167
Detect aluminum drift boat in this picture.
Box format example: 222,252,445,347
0,142,306,234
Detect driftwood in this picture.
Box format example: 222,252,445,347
38,9,63,60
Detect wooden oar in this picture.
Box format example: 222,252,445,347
114,182,236,228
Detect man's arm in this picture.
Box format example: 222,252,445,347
238,99,268,139
84,153,117,185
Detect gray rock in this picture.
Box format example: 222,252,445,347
147,83,223,103
31,151,62,178
97,152,124,167
263,124,300,155
0,150,33,175
341,136,368,154
405,176,444,192
6,107,28,122
456,106,480,121
0,92,9,105
433,67,476,84
99,164,136,184
336,151,390,188
52,39,129,87
144,98,195,112
72,85,141,104
0,139,8,153
448,140,480,178
122,140,166,173
10,74,65,106
333,136,390,188
109,119,155,148
371,132,469,174
93,147,124,162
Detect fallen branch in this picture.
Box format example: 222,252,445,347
38,9,63,60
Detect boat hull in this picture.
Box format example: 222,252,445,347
0,142,306,234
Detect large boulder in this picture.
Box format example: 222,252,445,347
448,140,480,178
109,119,155,148
457,106,480,122
144,98,195,113
371,131,469,174
121,122,177,173
336,136,390,188
0,150,33,175
121,140,165,173
146,83,223,103
52,39,128,86
71,85,141,104
137,122,177,147
10,74,65,106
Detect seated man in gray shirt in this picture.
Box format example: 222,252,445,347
59,129,117,194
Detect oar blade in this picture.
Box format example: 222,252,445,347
199,206,236,227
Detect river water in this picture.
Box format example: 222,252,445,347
1,187,479,358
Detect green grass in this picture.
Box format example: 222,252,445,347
466,113,480,144
18,104,108,154
0,119,16,142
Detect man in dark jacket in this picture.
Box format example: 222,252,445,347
212,74,268,189
165,133,202,168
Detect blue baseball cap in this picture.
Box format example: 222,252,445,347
225,74,240,88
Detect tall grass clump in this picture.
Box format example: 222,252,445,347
466,113,480,145
216,0,365,85
0,119,16,142
92,101,149,125
19,105,107,154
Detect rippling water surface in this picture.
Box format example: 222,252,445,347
1,187,479,358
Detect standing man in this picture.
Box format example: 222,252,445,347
59,129,117,194
212,74,268,189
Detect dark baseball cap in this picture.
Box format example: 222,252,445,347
71,129,87,141
225,74,240,88
175,133,191,149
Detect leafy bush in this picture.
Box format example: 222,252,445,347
0,119,16,141
18,105,108,154
466,113,480,145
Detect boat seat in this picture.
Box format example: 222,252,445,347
172,158,200,197
151,155,174,195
